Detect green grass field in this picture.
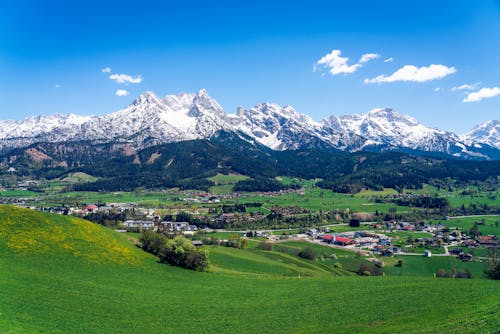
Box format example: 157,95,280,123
1,205,499,333
0,189,40,197
227,187,410,214
208,173,249,194
435,216,500,237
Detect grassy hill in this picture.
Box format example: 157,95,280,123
0,205,499,333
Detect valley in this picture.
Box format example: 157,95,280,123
0,205,499,333
0,106,498,333
2,1,500,332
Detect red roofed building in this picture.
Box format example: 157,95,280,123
86,204,98,212
334,236,354,246
478,235,498,246
321,234,333,243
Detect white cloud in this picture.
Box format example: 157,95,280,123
383,57,394,63
451,82,480,92
364,64,456,84
115,89,129,97
434,87,441,92
314,50,362,75
463,87,500,103
359,53,380,64
102,67,112,73
54,84,62,88
109,73,142,84
359,53,380,63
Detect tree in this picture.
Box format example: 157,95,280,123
468,225,480,238
349,218,360,227
159,236,210,271
485,263,500,280
485,247,500,280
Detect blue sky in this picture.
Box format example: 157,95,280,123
0,0,499,133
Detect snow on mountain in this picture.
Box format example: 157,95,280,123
0,89,498,160
229,103,326,150
461,120,500,149
1,90,231,150
328,108,461,153
0,114,91,139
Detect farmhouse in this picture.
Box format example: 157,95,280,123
334,236,354,246
477,235,498,246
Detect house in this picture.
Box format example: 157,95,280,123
306,229,318,237
379,239,392,246
355,237,377,247
161,221,190,231
381,249,393,257
86,204,98,213
477,235,498,246
334,236,354,246
462,239,477,248
123,220,154,229
424,250,432,257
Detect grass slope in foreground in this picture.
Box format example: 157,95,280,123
0,205,499,333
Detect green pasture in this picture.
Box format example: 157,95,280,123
0,205,499,333
229,187,409,214
436,216,500,237
385,255,489,278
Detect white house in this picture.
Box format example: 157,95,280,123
123,220,154,229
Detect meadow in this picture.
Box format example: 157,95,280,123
0,205,499,333
436,216,500,237
2,177,497,220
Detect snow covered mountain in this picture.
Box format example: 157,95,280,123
0,90,231,150
327,108,461,152
0,89,498,160
0,114,91,140
461,120,500,149
228,103,331,150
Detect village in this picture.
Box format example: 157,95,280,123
2,185,498,263
50,200,497,262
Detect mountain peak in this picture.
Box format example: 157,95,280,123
196,88,209,96
461,119,500,149
133,91,163,106
365,108,418,125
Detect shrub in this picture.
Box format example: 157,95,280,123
485,263,500,280
437,269,448,278
298,247,317,261
358,263,383,276
140,230,166,255
258,242,273,251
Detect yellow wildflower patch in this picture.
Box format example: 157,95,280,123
0,205,143,265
